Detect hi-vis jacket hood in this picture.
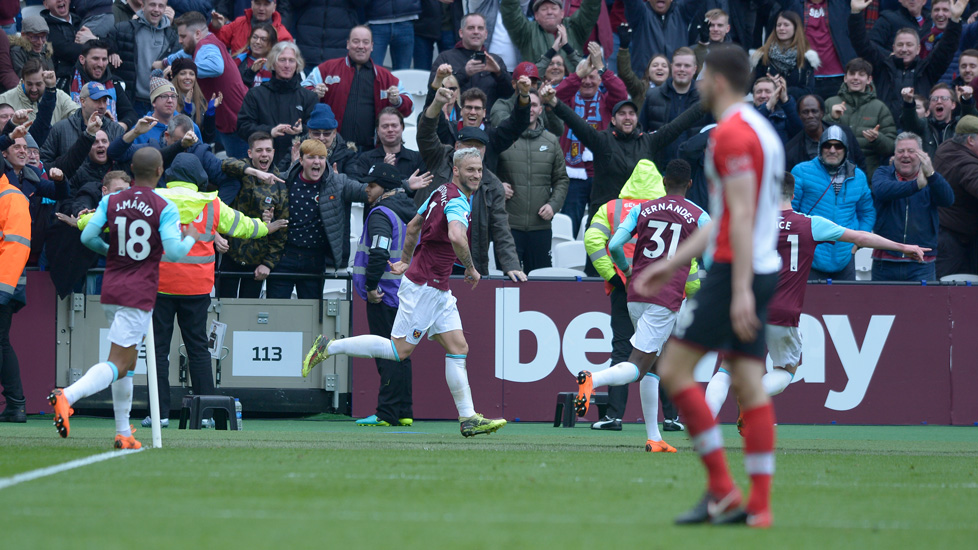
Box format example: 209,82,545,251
161,153,217,223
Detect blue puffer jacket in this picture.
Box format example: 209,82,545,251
364,0,422,22
870,165,955,260
791,158,875,272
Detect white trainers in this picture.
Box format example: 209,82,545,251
140,416,169,428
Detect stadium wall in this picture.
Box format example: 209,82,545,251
352,279,978,426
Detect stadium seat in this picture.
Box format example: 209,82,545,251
323,278,348,299
527,267,586,279
940,273,978,283
551,213,575,250
488,242,497,272
552,241,586,270
351,202,364,238
402,125,418,151
392,69,430,130
854,247,873,281
577,216,588,241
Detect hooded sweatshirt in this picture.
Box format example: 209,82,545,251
134,11,175,101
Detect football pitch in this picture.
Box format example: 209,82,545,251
1,417,975,549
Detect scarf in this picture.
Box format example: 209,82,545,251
768,43,798,76
564,91,601,167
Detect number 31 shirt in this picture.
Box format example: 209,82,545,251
85,188,182,312
767,209,845,328
610,195,710,311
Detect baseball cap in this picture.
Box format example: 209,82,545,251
611,99,638,117
513,61,540,82
80,82,112,101
363,163,402,191
457,126,489,146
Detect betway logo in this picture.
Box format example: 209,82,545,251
493,288,894,411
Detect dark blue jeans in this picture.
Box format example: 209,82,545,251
809,257,856,281
370,21,415,70
560,177,592,239
871,259,936,282
413,30,455,70
266,246,326,299
218,131,249,160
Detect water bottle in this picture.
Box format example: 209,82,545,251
234,398,243,430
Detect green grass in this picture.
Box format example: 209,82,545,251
1,417,976,549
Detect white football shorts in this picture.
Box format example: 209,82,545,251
627,301,679,355
103,304,152,348
766,324,802,368
391,279,463,345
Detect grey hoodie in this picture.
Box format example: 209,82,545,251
134,11,174,100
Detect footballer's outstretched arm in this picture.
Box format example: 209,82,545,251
839,229,929,262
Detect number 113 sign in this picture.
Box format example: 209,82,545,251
231,331,304,377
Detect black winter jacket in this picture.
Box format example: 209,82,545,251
869,5,932,49
237,73,319,168
551,98,706,225
426,45,513,113
638,79,707,172
850,13,961,119
900,99,978,157
284,161,367,270
291,0,367,68
364,0,421,21
40,9,83,83
106,16,180,103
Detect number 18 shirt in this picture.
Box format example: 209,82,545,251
88,188,182,311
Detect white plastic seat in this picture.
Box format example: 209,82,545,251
527,267,586,279
552,241,586,270
940,273,978,283
551,213,575,251
854,247,873,281
392,69,430,130
401,126,418,151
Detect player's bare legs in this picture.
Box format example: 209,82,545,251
706,360,796,418
658,340,742,524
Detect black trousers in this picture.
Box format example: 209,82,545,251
937,229,978,278
511,229,552,273
366,300,413,423
152,294,214,416
0,303,23,405
606,287,632,418
217,255,264,299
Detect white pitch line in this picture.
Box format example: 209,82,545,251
0,448,143,491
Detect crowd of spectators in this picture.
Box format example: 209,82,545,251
2,0,978,297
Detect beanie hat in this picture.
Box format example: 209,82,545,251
170,57,198,78
149,69,178,103
307,103,338,130
24,134,38,149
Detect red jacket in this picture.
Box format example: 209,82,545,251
212,9,294,55
303,56,413,129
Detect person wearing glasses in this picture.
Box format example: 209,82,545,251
790,125,875,281
900,83,978,157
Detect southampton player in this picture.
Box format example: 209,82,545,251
704,172,928,419
633,45,784,528
573,160,710,453
48,148,198,448
302,148,506,437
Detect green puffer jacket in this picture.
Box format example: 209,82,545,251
500,0,601,68
496,121,569,231
824,83,896,178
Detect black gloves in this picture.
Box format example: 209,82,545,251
617,23,632,49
